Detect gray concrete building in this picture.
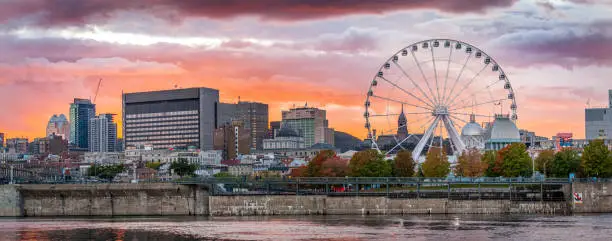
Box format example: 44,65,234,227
123,87,219,150
585,90,612,140
89,113,117,152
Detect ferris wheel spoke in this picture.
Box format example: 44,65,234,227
443,52,473,105
370,111,431,117
430,42,441,105
388,134,418,154
393,62,437,107
445,63,488,106
411,51,438,105
378,76,435,109
450,112,495,119
448,98,508,112
441,45,453,108
453,78,505,107
371,94,433,111
448,115,470,125
373,114,432,137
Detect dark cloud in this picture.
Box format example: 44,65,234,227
490,20,612,68
0,0,518,27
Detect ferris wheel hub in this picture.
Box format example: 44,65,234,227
433,106,449,115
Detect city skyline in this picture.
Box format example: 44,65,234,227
1,0,611,140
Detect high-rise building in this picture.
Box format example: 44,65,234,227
46,114,70,141
6,138,28,154
235,101,268,150
217,101,269,150
609,89,612,108
89,113,117,152
585,90,612,140
268,121,281,138
123,87,219,150
281,105,334,148
69,98,96,149
0,133,4,148
213,120,251,160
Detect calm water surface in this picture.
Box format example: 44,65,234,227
1,214,611,241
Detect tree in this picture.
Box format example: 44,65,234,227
483,150,500,177
305,150,336,177
550,148,581,178
88,164,125,181
145,162,162,170
421,147,450,177
348,149,392,177
581,140,612,177
170,158,198,177
289,166,307,177
319,156,349,177
499,143,532,177
455,148,487,177
392,150,416,177
535,150,554,176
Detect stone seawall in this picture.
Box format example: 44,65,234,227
572,182,612,213
0,184,209,217
209,196,569,216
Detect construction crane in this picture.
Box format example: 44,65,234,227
93,78,102,104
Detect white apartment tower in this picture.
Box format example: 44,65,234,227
89,113,117,152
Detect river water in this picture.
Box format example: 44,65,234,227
1,214,611,241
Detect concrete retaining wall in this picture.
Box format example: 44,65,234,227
209,196,568,216
572,182,612,213
0,185,22,216
0,184,209,217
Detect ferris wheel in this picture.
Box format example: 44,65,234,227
364,39,518,161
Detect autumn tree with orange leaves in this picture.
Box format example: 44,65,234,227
454,148,487,177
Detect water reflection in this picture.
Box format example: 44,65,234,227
0,214,610,241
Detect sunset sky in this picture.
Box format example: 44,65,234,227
1,0,611,140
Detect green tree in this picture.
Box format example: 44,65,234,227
348,149,391,177
499,143,532,177
454,148,487,177
392,150,416,177
581,140,612,177
88,164,125,181
145,162,162,170
550,148,581,178
483,150,500,177
535,150,554,176
170,158,198,177
421,147,450,177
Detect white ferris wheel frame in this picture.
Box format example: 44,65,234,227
364,39,518,161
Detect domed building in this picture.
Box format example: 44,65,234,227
46,114,70,142
484,114,521,150
461,114,485,150
263,123,305,150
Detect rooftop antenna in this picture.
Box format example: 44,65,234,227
586,98,591,108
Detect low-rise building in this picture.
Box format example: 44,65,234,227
84,152,124,164
228,164,254,176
